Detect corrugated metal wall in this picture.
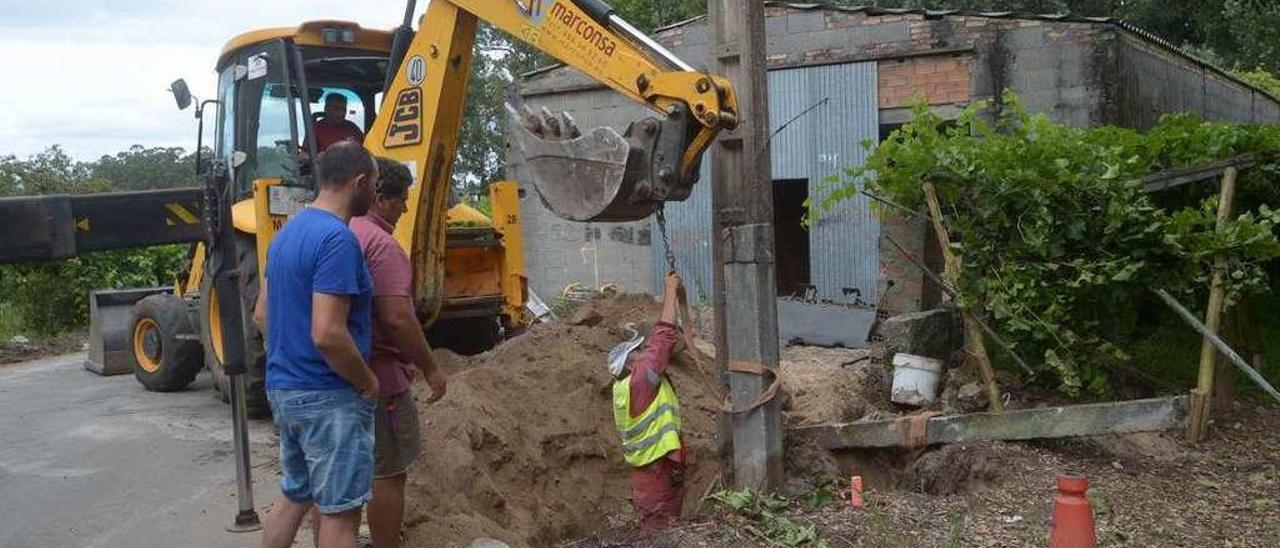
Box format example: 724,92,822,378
788,62,881,302
652,61,880,305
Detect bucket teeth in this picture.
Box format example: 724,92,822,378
508,101,687,223
539,107,563,138
561,111,581,138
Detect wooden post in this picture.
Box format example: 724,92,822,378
708,0,783,489
1215,308,1238,407
1189,166,1238,443
922,182,1003,413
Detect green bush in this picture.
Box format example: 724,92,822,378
0,247,187,336
819,91,1280,395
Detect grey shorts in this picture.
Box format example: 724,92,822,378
373,390,422,478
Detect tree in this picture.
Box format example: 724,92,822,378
91,145,197,191
0,146,104,196
453,24,546,197
612,0,707,32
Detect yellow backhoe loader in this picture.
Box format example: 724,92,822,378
0,0,738,419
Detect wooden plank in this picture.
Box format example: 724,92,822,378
794,396,1190,449
923,182,1003,413
1141,154,1257,193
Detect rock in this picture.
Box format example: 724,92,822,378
567,307,603,327
879,307,962,361
9,335,30,344
956,382,989,413
467,539,511,548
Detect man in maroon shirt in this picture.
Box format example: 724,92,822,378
311,94,365,152
609,272,686,528
348,157,446,547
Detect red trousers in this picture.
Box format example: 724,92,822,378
630,458,684,529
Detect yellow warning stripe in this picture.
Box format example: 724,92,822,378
165,203,200,225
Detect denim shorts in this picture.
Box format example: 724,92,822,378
267,388,375,514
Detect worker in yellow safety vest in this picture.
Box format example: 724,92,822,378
608,272,686,529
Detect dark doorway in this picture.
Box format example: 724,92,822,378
774,179,811,297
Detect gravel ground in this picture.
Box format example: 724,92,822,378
566,403,1280,547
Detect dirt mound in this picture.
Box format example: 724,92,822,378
779,345,886,426
570,293,660,328
905,442,1002,495
402,313,723,547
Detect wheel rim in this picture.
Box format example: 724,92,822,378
133,318,163,373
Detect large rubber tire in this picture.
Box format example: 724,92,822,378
200,233,270,418
428,315,502,356
129,293,203,392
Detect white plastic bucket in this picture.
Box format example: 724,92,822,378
891,353,943,406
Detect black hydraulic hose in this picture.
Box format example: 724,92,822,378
383,0,418,92
574,0,615,25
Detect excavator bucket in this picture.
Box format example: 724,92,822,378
507,103,699,222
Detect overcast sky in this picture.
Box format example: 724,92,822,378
0,0,414,161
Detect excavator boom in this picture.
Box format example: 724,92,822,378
368,0,738,321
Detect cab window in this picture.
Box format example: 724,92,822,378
255,84,300,181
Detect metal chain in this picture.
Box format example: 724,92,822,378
655,204,676,272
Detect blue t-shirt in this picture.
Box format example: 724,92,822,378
264,207,373,391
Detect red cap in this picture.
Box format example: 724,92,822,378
1057,473,1089,493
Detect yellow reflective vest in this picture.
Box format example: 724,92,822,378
612,375,682,468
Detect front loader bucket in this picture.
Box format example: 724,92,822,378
508,104,700,223
85,287,172,375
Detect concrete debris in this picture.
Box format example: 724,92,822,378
879,306,962,361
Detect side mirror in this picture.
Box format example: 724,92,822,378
170,79,193,110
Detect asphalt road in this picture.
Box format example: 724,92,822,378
0,353,280,548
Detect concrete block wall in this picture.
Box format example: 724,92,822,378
1116,32,1280,128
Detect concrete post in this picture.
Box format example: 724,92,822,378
708,0,783,489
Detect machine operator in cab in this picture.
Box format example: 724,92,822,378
311,93,365,152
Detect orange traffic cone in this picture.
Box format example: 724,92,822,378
1049,473,1096,548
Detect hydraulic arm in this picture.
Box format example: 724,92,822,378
367,0,738,321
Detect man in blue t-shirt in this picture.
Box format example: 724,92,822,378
253,141,380,548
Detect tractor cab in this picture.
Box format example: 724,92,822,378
209,22,395,200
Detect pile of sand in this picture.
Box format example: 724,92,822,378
778,345,885,426
401,294,904,546
402,297,723,548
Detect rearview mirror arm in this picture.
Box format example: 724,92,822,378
194,99,220,177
